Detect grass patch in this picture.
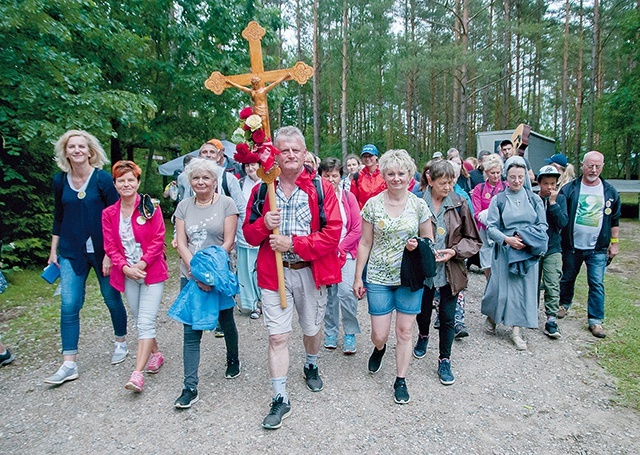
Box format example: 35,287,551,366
573,219,640,409
0,220,179,367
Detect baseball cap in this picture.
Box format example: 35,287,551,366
545,153,568,167
361,144,379,157
537,165,562,182
207,139,224,151
432,152,443,159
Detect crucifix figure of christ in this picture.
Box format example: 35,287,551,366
205,21,313,140
205,21,314,309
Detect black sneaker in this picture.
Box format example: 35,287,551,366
304,364,324,392
413,336,429,359
0,349,15,366
174,388,199,409
454,323,469,339
544,321,562,339
433,316,440,329
368,344,386,374
225,358,241,379
393,377,410,404
262,395,291,429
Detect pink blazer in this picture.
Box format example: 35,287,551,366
340,189,362,258
102,195,169,292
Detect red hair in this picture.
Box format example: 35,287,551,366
112,160,142,181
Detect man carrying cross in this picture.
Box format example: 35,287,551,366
243,126,342,430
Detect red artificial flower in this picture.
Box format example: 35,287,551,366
256,142,281,171
252,129,266,144
243,123,251,131
233,142,260,164
239,106,253,120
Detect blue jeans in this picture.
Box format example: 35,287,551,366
366,282,423,316
560,249,607,325
59,255,127,355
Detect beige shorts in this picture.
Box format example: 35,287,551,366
261,267,327,336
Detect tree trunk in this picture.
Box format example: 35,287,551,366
459,0,469,155
341,0,348,162
296,0,303,130
502,0,511,129
312,0,320,155
561,0,570,154
587,0,599,150
110,119,122,164
575,0,584,164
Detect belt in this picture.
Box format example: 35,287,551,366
282,261,311,270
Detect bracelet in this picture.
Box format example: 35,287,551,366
610,238,619,244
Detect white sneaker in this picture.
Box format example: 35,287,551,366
45,364,78,385
111,343,129,365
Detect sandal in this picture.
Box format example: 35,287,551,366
250,306,262,319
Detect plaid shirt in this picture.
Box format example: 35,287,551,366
275,182,311,262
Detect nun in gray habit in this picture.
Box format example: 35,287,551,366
481,161,548,350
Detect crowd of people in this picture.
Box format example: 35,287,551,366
25,128,620,431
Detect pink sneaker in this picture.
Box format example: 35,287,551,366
144,351,164,374
125,371,144,392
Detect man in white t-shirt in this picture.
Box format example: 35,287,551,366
558,151,620,338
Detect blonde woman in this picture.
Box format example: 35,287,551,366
45,130,128,385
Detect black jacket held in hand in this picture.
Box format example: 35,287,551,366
400,237,436,292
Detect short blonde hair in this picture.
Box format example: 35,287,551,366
184,158,219,182
379,149,416,177
54,130,109,172
482,154,503,178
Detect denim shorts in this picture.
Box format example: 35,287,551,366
366,282,423,316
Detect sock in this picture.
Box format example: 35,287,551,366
0,350,6,356
271,376,288,402
305,353,318,369
547,316,557,323
63,360,77,369
115,341,127,349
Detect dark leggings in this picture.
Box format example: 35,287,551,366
416,284,456,360
180,277,239,390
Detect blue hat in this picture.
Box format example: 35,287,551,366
361,144,379,157
545,154,568,167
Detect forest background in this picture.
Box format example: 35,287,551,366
1,0,639,268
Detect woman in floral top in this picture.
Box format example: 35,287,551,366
354,149,433,405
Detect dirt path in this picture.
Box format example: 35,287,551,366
1,268,639,454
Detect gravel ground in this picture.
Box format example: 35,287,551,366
1,268,639,454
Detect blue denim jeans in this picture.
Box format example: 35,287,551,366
59,255,127,355
560,249,607,325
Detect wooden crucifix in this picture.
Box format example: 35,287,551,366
205,21,314,309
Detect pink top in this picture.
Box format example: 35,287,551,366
471,180,507,230
339,189,362,258
102,195,169,292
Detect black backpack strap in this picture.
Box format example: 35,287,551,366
221,171,229,196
